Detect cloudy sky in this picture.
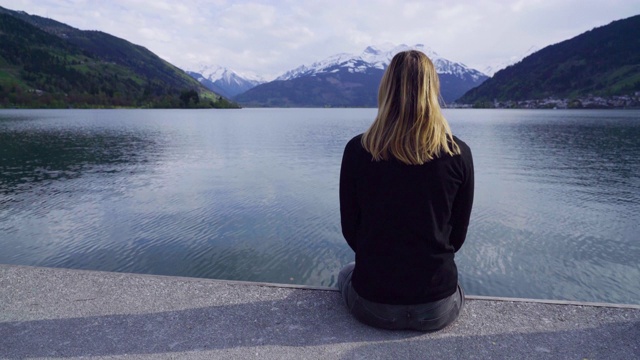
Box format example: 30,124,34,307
3,0,638,79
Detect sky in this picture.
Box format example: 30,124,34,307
3,0,639,79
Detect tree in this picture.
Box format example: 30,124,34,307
179,89,199,108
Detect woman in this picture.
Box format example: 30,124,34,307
338,50,474,331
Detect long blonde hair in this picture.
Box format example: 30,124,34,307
362,50,460,165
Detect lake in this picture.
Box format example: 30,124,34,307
1,108,638,305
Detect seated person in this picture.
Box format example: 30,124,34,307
338,50,474,331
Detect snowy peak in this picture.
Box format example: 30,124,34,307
362,45,380,56
187,65,266,98
195,64,265,86
359,43,439,64
275,44,487,82
276,53,354,81
239,43,490,105
196,64,226,81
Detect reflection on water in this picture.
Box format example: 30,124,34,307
1,109,639,304
0,126,156,190
446,110,640,304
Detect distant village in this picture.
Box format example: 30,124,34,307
451,93,640,109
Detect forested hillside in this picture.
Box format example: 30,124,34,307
458,15,640,107
0,7,238,108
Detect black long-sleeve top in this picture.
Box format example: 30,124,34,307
339,134,474,305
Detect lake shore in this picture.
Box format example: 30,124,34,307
1,264,639,359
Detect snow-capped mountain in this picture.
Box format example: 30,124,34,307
276,44,487,83
187,65,265,98
235,44,489,107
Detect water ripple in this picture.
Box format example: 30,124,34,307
1,109,639,304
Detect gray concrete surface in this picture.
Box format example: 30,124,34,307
1,264,639,359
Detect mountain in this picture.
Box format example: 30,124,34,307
458,15,640,105
187,65,265,98
234,44,489,107
0,6,238,108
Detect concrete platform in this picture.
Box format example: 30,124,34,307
1,264,639,359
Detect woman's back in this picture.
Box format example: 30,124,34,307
340,134,473,304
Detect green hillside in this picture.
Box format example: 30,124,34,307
458,15,640,106
0,7,238,108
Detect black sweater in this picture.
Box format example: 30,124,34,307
339,134,474,304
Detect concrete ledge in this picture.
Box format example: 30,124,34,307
1,264,639,359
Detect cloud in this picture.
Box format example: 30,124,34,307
3,0,639,78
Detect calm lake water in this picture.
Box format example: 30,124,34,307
1,108,639,304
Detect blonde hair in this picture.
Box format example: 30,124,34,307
362,50,460,165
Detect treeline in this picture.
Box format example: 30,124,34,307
0,82,237,109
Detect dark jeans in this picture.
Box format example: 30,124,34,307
337,262,465,331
